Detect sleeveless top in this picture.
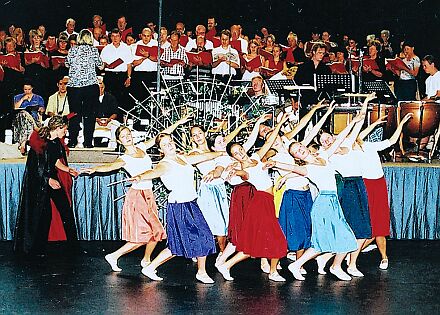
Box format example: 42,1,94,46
119,142,153,190
271,151,309,190
160,155,198,203
244,153,273,191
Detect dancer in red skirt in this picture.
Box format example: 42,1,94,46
216,114,289,282
357,112,413,269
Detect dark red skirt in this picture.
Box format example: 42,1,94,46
363,177,390,237
228,182,256,245
235,190,287,259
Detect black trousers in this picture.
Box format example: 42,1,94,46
67,85,99,147
104,71,131,112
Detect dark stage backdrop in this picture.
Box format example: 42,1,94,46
1,0,439,57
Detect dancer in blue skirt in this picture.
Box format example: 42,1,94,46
131,133,224,284
268,114,364,281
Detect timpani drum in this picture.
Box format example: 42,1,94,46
369,104,397,138
399,101,440,138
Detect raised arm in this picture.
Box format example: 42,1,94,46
326,114,364,157
359,115,387,140
144,113,192,149
131,161,168,182
243,114,271,152
81,159,126,174
302,101,336,146
344,93,375,147
284,100,327,141
256,113,289,159
223,119,251,145
388,113,413,145
184,151,224,165
264,159,307,176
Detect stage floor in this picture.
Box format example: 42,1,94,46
1,240,439,314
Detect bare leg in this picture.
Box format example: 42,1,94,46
195,256,215,283
376,236,387,260
347,239,366,277
268,258,286,282
329,253,352,281
223,252,250,270
288,248,320,280
217,251,250,281
217,236,227,252
105,242,144,272
215,242,236,266
197,256,208,274
269,259,279,274
362,237,375,249
148,247,175,270
349,239,366,268
316,252,335,274
141,241,158,267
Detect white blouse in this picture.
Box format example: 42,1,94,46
119,142,153,190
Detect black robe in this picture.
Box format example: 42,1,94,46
13,132,76,254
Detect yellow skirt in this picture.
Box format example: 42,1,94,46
273,176,286,218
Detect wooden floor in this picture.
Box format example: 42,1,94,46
1,240,439,314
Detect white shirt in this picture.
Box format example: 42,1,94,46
119,143,153,190
245,153,273,191
212,46,240,75
328,140,363,177
132,39,158,72
359,140,391,179
305,151,337,191
160,41,171,49
160,155,198,203
425,71,440,98
185,38,214,52
100,42,134,72
400,56,420,80
271,152,309,190
193,151,226,185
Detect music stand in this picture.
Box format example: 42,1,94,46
265,79,296,94
362,80,396,104
315,74,355,97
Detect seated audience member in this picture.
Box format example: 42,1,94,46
13,81,45,153
94,77,119,147
46,76,70,117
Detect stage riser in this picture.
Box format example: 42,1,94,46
1,162,439,240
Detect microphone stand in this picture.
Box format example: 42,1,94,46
358,49,364,94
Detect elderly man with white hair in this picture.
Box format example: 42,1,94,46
61,18,78,38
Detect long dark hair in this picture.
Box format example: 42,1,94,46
115,125,131,153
